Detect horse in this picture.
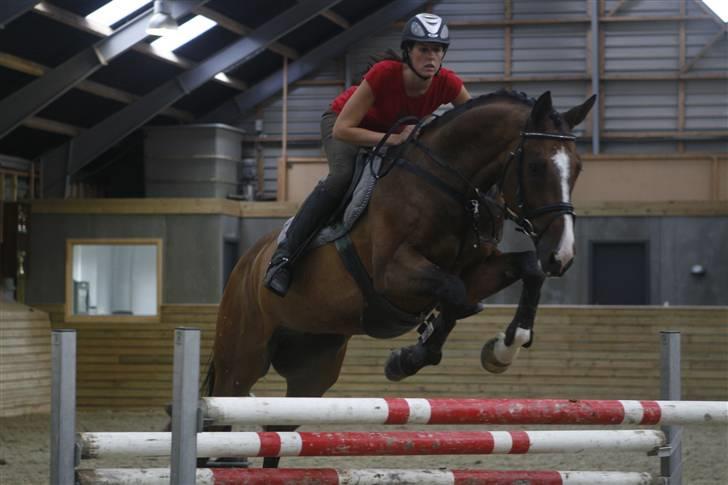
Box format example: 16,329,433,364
209,90,595,467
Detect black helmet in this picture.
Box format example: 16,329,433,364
401,13,450,49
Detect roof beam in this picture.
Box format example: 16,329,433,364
24,117,81,137
0,52,193,122
0,0,38,28
200,0,428,124
0,0,210,139
40,0,344,197
320,10,350,29
195,6,300,59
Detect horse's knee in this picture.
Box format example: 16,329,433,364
519,251,545,283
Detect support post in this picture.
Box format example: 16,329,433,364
590,0,601,154
50,330,76,485
170,328,200,485
660,331,683,485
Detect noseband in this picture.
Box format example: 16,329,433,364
499,131,577,241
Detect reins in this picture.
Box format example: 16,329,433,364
368,115,578,246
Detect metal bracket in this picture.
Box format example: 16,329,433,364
73,441,82,467
417,307,440,343
650,445,673,458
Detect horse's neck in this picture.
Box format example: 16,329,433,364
423,104,526,190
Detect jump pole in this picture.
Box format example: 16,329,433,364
81,429,667,459
77,468,656,485
201,397,728,426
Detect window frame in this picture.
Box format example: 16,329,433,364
65,238,163,323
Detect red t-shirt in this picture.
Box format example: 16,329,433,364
330,60,463,132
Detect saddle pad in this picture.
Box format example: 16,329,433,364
277,153,383,249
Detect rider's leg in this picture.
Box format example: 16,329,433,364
264,111,358,296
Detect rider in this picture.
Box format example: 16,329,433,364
264,13,471,296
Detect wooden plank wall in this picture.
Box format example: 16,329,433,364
37,304,727,408
0,302,51,416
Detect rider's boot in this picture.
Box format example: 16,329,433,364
264,183,340,296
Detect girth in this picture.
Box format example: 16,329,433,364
334,233,424,339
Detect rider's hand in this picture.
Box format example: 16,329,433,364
392,125,415,145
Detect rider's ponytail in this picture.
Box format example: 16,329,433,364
360,48,402,79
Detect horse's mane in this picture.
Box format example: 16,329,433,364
421,90,563,134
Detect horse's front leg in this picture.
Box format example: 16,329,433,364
374,245,468,381
465,250,545,374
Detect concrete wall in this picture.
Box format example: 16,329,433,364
27,213,231,305
26,207,726,306
491,216,728,306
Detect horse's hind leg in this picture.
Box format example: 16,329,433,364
263,330,350,468
201,318,275,468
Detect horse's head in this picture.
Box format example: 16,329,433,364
501,91,596,277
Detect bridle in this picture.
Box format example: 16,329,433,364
370,117,577,246
498,131,577,241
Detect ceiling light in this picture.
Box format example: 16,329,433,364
87,0,151,27
151,15,216,52
146,0,178,36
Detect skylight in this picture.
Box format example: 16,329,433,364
86,0,152,27
702,0,728,22
150,15,217,52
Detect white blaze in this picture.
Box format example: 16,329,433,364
552,148,575,267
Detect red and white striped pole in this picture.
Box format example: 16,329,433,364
77,468,656,485
201,397,728,427
79,429,665,459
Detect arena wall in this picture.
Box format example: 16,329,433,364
27,200,728,306
0,303,51,417
35,304,728,409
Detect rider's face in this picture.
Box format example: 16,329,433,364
409,42,445,77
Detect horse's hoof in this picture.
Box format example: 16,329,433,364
385,349,407,382
480,338,511,374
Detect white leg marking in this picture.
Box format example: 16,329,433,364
493,328,531,364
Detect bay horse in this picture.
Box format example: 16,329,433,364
209,90,595,466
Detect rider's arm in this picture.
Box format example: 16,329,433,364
451,85,471,106
333,80,409,146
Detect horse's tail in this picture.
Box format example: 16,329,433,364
201,353,215,397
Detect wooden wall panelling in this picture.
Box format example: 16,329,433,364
36,304,726,407
0,303,52,416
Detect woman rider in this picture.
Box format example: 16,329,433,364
265,13,472,296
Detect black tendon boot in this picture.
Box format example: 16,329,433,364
264,183,340,296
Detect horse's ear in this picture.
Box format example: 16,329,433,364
562,94,597,129
529,91,553,127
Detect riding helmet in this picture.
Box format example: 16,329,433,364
400,13,450,49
